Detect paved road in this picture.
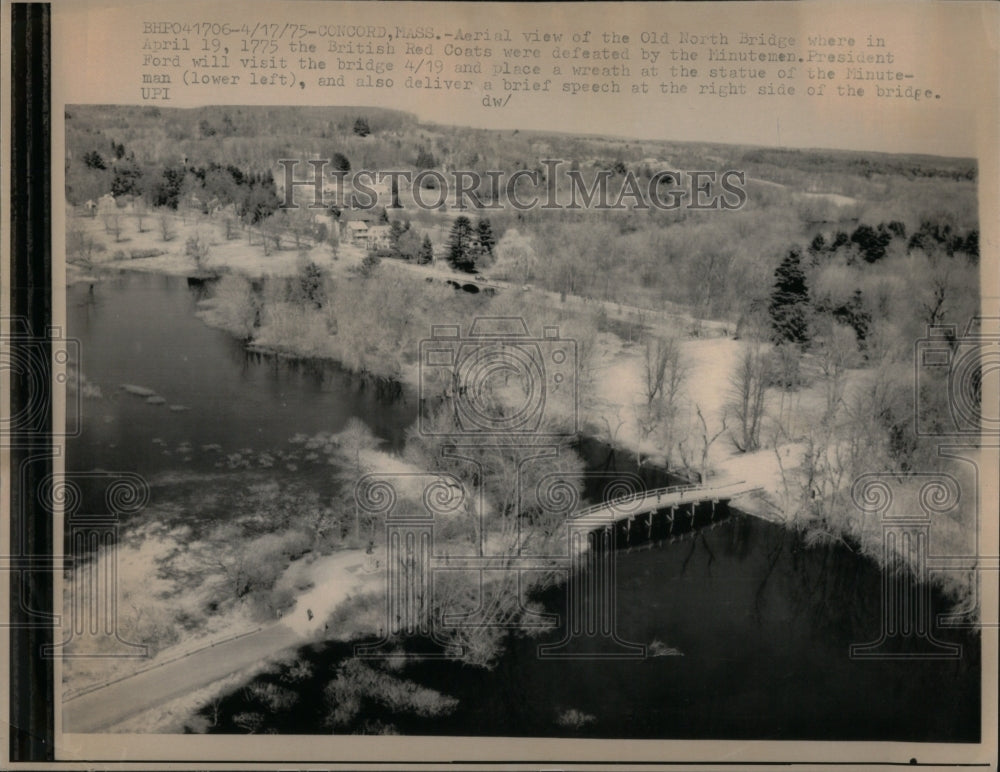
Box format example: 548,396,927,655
62,622,299,733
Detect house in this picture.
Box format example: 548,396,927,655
366,224,392,252
345,220,369,246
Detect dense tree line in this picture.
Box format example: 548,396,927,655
770,218,979,352
66,130,284,226
740,146,977,182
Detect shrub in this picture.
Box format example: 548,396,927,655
129,248,163,259
323,659,458,729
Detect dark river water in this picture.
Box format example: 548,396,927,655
67,271,981,742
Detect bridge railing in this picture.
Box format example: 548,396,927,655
569,481,749,521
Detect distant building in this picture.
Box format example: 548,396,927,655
345,220,369,246
366,224,392,252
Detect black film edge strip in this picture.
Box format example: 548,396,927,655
9,1,54,763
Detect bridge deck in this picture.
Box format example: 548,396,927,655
570,481,762,529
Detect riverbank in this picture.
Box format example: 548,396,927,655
65,210,820,522
64,548,380,734
73,237,980,604
66,210,979,655
59,431,429,728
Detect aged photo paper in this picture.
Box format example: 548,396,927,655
2,0,998,769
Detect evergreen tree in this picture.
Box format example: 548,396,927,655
239,171,281,225
353,117,371,137
221,113,238,136
447,216,475,272
417,234,434,265
151,165,188,210
359,252,380,278
331,152,351,173
389,220,406,257
808,233,826,255
850,223,893,263
83,150,106,170
831,289,872,351
769,248,811,347
415,147,438,169
295,261,327,309
963,229,979,262
110,158,143,199
476,218,496,267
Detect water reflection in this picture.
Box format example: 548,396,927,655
67,271,980,742
202,513,979,741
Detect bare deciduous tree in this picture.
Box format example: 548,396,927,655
633,398,662,469
259,217,282,255
642,336,671,406
728,343,769,452
287,206,315,249
678,403,726,483
67,221,105,268
921,266,951,327
102,212,123,243
815,324,859,422
158,214,175,242
636,335,688,466
335,418,381,541
185,231,211,270
134,199,149,233
222,214,239,241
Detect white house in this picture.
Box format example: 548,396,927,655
345,220,369,246
366,224,392,252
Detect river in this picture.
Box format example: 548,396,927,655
66,271,981,742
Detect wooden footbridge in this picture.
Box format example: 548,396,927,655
573,480,761,525
358,478,763,659
570,480,763,545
